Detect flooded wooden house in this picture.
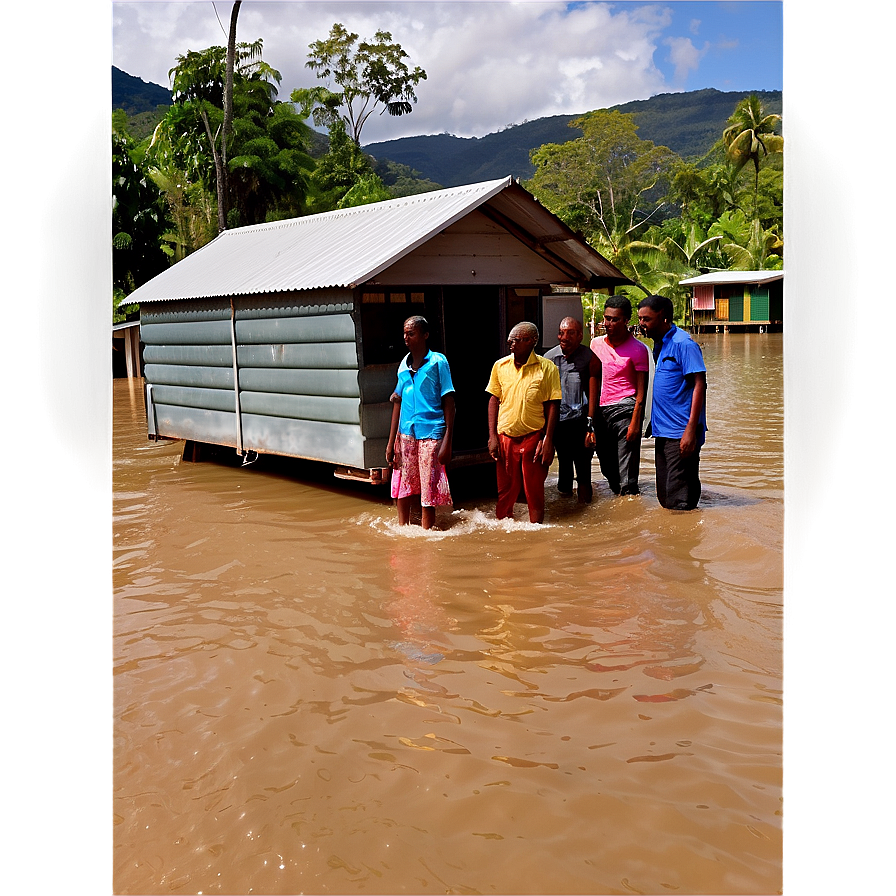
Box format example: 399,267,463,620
112,319,142,378
681,271,784,333
127,176,632,481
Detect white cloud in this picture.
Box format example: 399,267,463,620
113,1,676,143
663,35,709,85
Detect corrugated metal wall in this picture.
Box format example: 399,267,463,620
141,292,379,468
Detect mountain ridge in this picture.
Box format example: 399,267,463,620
113,66,172,114
112,67,781,187
362,88,782,186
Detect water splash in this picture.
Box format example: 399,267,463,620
356,507,556,538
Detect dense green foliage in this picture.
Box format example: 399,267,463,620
613,88,782,161
112,123,169,321
309,118,382,208
226,82,318,224
721,94,783,220
528,110,679,253
145,39,318,247
370,156,442,197
525,94,783,324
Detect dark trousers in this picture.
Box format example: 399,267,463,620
596,398,641,495
554,415,592,495
655,436,701,510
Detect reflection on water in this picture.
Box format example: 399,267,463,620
114,333,783,895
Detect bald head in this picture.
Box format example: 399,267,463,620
557,317,584,356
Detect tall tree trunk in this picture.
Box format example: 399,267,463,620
222,1,241,230
200,108,227,235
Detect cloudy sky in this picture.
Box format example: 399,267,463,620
113,0,783,145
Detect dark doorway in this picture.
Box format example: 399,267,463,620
442,285,502,454
505,287,543,349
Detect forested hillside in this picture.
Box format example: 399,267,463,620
363,88,782,186
113,66,172,113
363,116,583,189
613,88,782,160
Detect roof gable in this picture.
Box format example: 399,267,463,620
679,271,783,287
129,177,630,304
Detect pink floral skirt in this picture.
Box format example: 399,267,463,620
390,434,453,507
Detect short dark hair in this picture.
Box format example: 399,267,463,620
637,294,674,322
403,315,429,336
604,295,632,321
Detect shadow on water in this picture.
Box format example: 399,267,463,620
174,440,500,505
697,488,764,508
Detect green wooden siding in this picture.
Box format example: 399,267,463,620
727,289,744,322
750,286,770,321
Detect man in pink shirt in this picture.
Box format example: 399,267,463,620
588,296,649,495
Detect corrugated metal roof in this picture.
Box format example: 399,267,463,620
680,271,783,286
128,176,631,304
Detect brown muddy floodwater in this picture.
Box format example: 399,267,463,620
113,332,783,895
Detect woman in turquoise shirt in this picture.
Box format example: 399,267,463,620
385,316,456,529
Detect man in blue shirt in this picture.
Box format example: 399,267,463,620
385,316,455,529
637,295,707,510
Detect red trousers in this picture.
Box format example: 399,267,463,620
496,430,548,522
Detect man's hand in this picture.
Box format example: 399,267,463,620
535,435,555,467
488,434,501,461
438,436,452,466
679,426,697,458
385,441,400,470
680,372,706,459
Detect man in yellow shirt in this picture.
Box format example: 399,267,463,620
486,322,562,523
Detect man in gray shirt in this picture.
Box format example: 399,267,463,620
544,317,600,503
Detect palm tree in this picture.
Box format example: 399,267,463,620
222,1,242,228
722,95,783,221
709,210,783,271
170,27,273,233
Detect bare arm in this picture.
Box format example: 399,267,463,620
385,398,401,468
487,395,502,460
586,355,601,448
679,372,706,457
536,399,560,466
626,370,648,443
587,355,600,419
438,393,456,466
